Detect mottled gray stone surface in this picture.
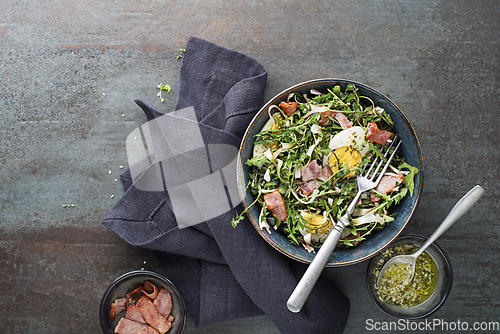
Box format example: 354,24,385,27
0,0,498,333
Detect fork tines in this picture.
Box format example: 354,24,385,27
363,137,401,182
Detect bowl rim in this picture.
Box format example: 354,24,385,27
236,78,424,267
99,270,187,333
365,233,454,319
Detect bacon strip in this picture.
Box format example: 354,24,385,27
366,122,393,145
142,280,159,300
136,326,160,334
279,101,298,116
318,110,353,129
126,304,147,324
110,298,126,321
298,161,333,196
301,160,322,181
370,173,405,202
263,189,287,222
298,180,319,196
153,288,173,318
136,296,172,334
114,318,151,334
343,231,362,246
318,165,333,181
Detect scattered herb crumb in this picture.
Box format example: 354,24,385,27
157,83,172,102
177,48,186,59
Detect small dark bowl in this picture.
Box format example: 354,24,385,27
99,270,186,334
236,78,424,267
366,234,453,319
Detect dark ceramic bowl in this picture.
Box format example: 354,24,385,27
366,234,453,319
236,78,423,267
100,270,186,334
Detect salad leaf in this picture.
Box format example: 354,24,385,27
399,162,419,197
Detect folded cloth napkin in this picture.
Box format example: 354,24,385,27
102,36,350,333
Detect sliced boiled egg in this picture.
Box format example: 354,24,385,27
299,211,333,244
329,146,362,178
328,126,369,156
253,113,281,157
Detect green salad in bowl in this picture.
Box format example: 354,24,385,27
234,79,423,267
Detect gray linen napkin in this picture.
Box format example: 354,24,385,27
102,36,350,333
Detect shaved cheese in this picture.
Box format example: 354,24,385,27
294,165,302,179
351,212,383,226
259,207,271,234
277,159,283,170
353,207,376,216
264,148,273,162
306,144,315,156
264,168,271,182
272,147,284,160
306,137,321,156
311,124,322,134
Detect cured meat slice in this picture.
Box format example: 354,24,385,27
130,285,144,295
301,160,322,181
136,296,172,334
366,122,393,145
318,110,334,126
110,298,127,321
142,280,159,300
112,280,176,334
136,326,160,334
298,180,319,196
318,110,353,129
299,160,333,196
114,318,150,334
153,288,173,318
343,231,362,246
370,173,405,202
126,304,147,324
263,189,287,222
318,165,333,181
279,101,298,116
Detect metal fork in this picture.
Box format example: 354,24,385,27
286,138,402,313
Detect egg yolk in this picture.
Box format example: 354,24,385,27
329,146,362,177
301,212,333,235
267,116,282,150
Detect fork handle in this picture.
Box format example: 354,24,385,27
286,221,345,313
286,190,362,313
345,190,363,218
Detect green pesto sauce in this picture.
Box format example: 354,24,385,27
373,244,438,308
